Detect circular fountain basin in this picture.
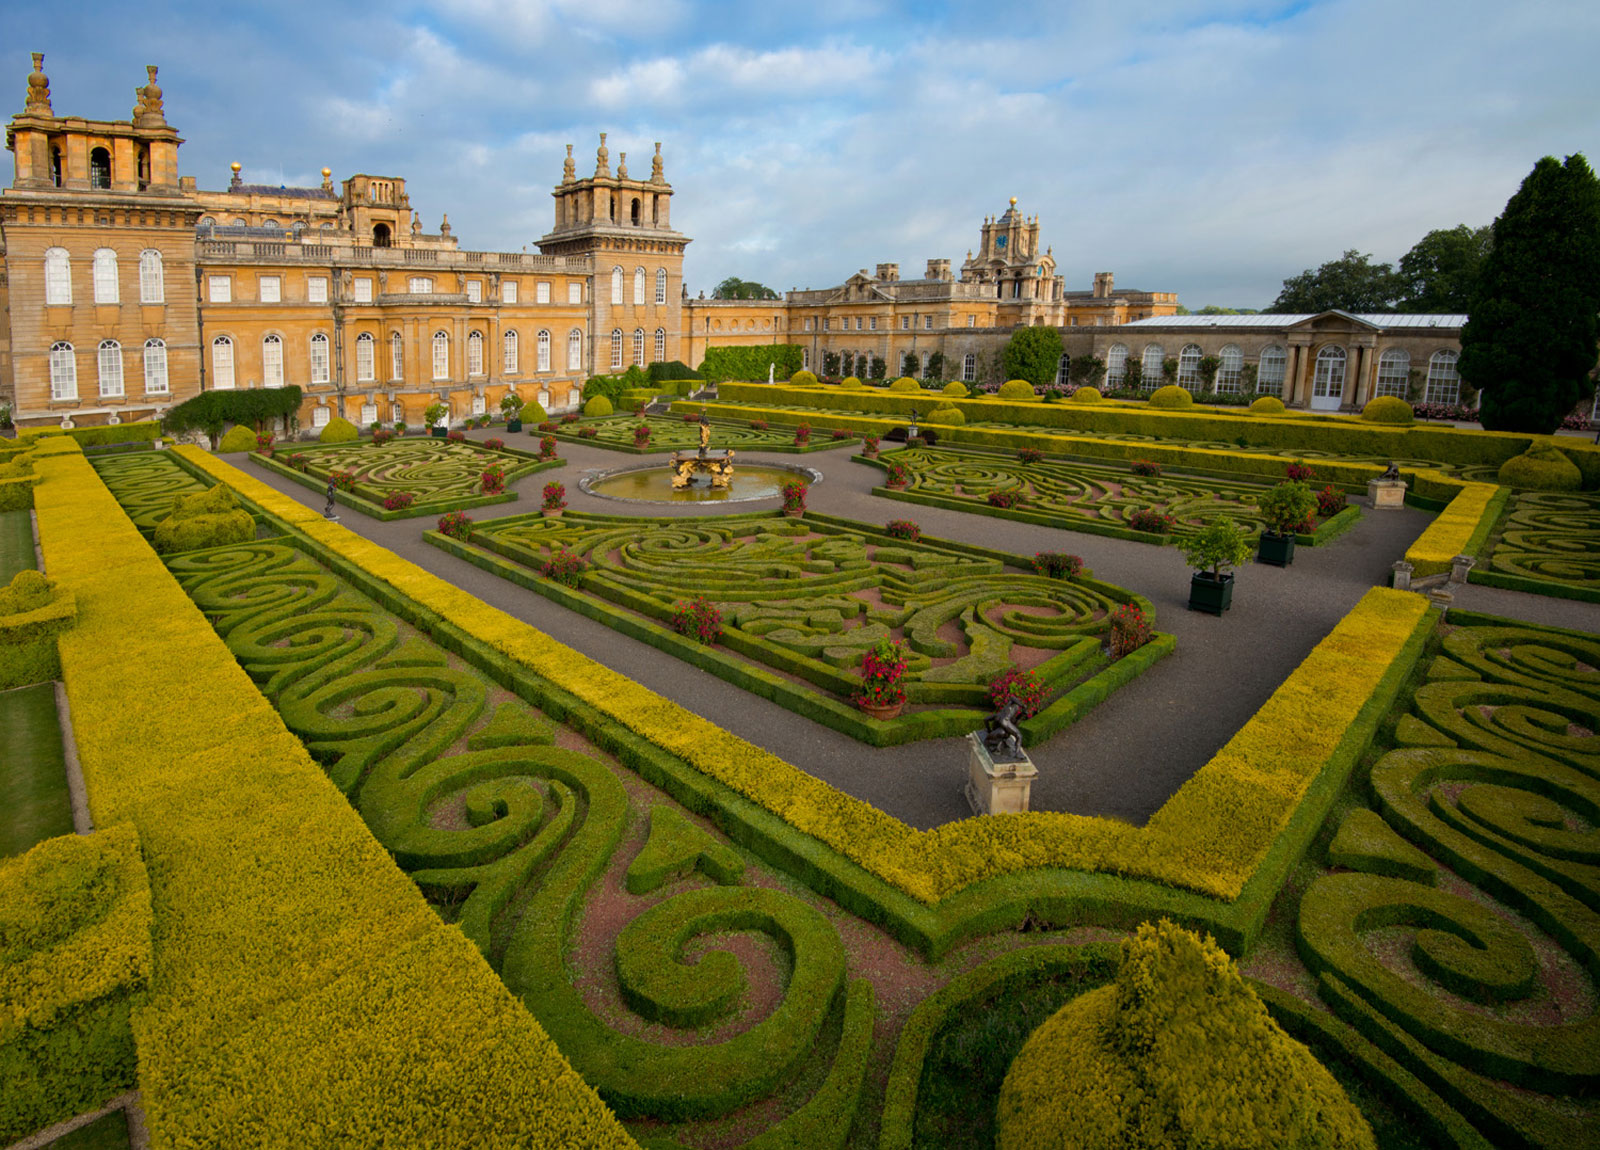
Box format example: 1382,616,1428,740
582,462,820,504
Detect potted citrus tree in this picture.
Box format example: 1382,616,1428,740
1180,518,1253,615
423,401,449,439
501,392,525,433
1255,480,1316,567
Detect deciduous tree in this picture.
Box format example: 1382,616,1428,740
1001,325,1064,389
1266,250,1399,314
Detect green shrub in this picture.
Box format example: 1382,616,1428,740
217,424,258,453
1360,396,1415,425
1496,442,1583,490
0,569,75,689
1148,384,1195,409
996,920,1374,1150
998,380,1036,400
698,344,804,384
790,370,819,387
1071,387,1103,403
1250,395,1287,415
889,378,921,393
941,382,969,398
152,483,254,555
0,569,55,616
319,416,359,444
926,405,966,426
522,401,549,424
162,387,302,447
839,376,864,389
648,360,699,383
584,395,615,418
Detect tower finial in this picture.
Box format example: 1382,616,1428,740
321,167,333,190
617,151,628,180
651,142,665,184
25,52,51,115
595,132,610,178
229,161,242,190
562,143,575,183
1009,196,1017,208
133,64,166,127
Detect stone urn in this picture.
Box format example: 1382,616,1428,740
541,507,564,518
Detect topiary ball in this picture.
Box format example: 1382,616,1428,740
522,402,549,424
1250,395,1287,415
1071,387,1103,404
997,920,1375,1150
217,424,259,453
1147,385,1195,409
925,404,966,426
153,483,254,555
997,380,1037,400
319,416,359,444
839,376,864,390
889,377,921,392
1361,396,1415,425
790,369,819,387
0,568,57,615
583,395,614,418
1497,443,1583,491
942,382,969,398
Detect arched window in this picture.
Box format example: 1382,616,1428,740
1177,344,1203,391
1256,346,1286,395
610,328,623,370
962,353,977,383
537,330,551,372
1312,346,1347,403
569,329,584,372
1055,353,1070,386
212,336,235,389
467,330,484,376
143,338,168,395
432,331,449,381
44,248,71,306
634,267,646,306
1140,344,1164,388
199,216,215,227
372,222,392,248
632,328,645,366
355,333,375,382
1216,345,1243,393
90,249,119,303
139,250,164,304
1105,344,1128,386
262,334,284,388
390,332,405,381
1375,349,1410,399
310,333,331,384
98,340,124,398
1426,350,1461,405
504,330,519,374
611,267,624,306
89,147,111,190
631,197,641,226
654,328,666,363
49,342,77,401
801,347,810,370
655,268,668,305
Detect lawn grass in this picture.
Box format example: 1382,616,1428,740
0,682,73,857
0,508,35,582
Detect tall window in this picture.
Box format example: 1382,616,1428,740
98,340,124,397
353,278,372,303
1140,344,1164,388
467,330,484,376
1105,344,1128,386
92,249,120,304
1177,344,1203,390
610,329,623,370
569,282,582,304
308,277,328,304
537,330,551,372
89,147,111,189
466,280,482,304
504,330,519,374
44,248,71,305
262,334,284,387
258,275,281,303
212,336,235,389
962,353,977,383
391,332,404,381
432,331,449,380
1426,350,1461,405
655,268,667,305
1312,346,1347,400
1055,354,1070,386
1375,349,1410,398
143,338,168,394
611,267,624,305
310,333,330,385
505,281,520,304
139,250,164,303
1216,345,1243,393
654,328,666,363
1257,346,1287,394
356,333,375,382
209,276,231,303
49,342,76,400
634,267,646,305
569,329,583,371
633,328,645,365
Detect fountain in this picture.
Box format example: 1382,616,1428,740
581,418,820,504
670,420,735,490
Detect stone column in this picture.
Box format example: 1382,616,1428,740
1346,345,1366,409
1285,344,1304,405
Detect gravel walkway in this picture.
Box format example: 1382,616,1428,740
219,439,1596,830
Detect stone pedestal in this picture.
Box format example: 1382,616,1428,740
1368,478,1407,509
1427,587,1454,610
1391,560,1414,591
965,732,1037,816
1450,554,1477,583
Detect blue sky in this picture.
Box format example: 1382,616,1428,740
7,0,1596,308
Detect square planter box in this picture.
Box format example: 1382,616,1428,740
429,427,447,439
1188,572,1234,615
1257,531,1296,567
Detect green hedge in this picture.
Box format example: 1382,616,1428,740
20,420,163,449
0,571,76,690
697,345,805,384
253,448,563,521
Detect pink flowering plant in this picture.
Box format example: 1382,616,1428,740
480,466,506,495
541,481,567,511
540,546,586,587
1109,603,1151,658
437,511,473,541
539,435,558,459
989,667,1047,718
382,491,416,512
670,596,723,645
885,519,921,542
855,637,908,710
780,479,808,513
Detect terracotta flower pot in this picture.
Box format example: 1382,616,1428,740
542,507,564,517
782,508,804,518
858,699,904,721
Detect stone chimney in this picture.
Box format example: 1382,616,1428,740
1092,272,1114,298
875,263,900,282
926,258,951,281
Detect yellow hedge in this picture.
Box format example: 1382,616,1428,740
1404,476,1499,577
35,443,635,1149
181,448,1431,906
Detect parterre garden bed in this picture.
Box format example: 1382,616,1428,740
550,414,861,454
1471,489,1600,603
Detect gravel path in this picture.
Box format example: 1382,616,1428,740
219,438,1595,830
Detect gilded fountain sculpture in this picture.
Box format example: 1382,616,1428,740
669,418,736,489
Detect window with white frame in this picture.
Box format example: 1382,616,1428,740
1105,344,1128,386
633,328,645,365
611,267,624,305
391,332,404,381
1177,344,1203,391
309,333,330,384
356,333,375,381
655,268,667,305
361,402,378,425
432,331,449,380
139,250,164,304
209,275,231,303
1141,344,1164,388
308,277,328,303
505,280,521,304
1056,354,1070,386
263,334,284,387
1312,346,1347,400
353,277,372,303
312,405,331,429
610,329,623,370
801,347,810,370
1375,349,1410,398
1425,350,1461,405
804,318,814,332
504,330,519,373
93,249,119,304
823,319,831,331
45,248,72,305
967,315,976,328
654,328,665,363
410,277,433,294
392,404,404,424
467,330,484,376
855,318,864,331
467,280,482,304
900,316,910,330
259,275,281,303
143,338,168,394
49,342,77,400
212,336,235,389
962,353,977,383
1257,346,1287,395
634,267,646,305
568,282,582,304
1216,345,1243,393
569,329,583,371
924,315,933,330
98,340,124,397
472,396,486,416
536,330,550,372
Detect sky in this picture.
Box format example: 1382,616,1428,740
6,0,1597,309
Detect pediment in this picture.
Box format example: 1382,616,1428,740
1287,310,1382,333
